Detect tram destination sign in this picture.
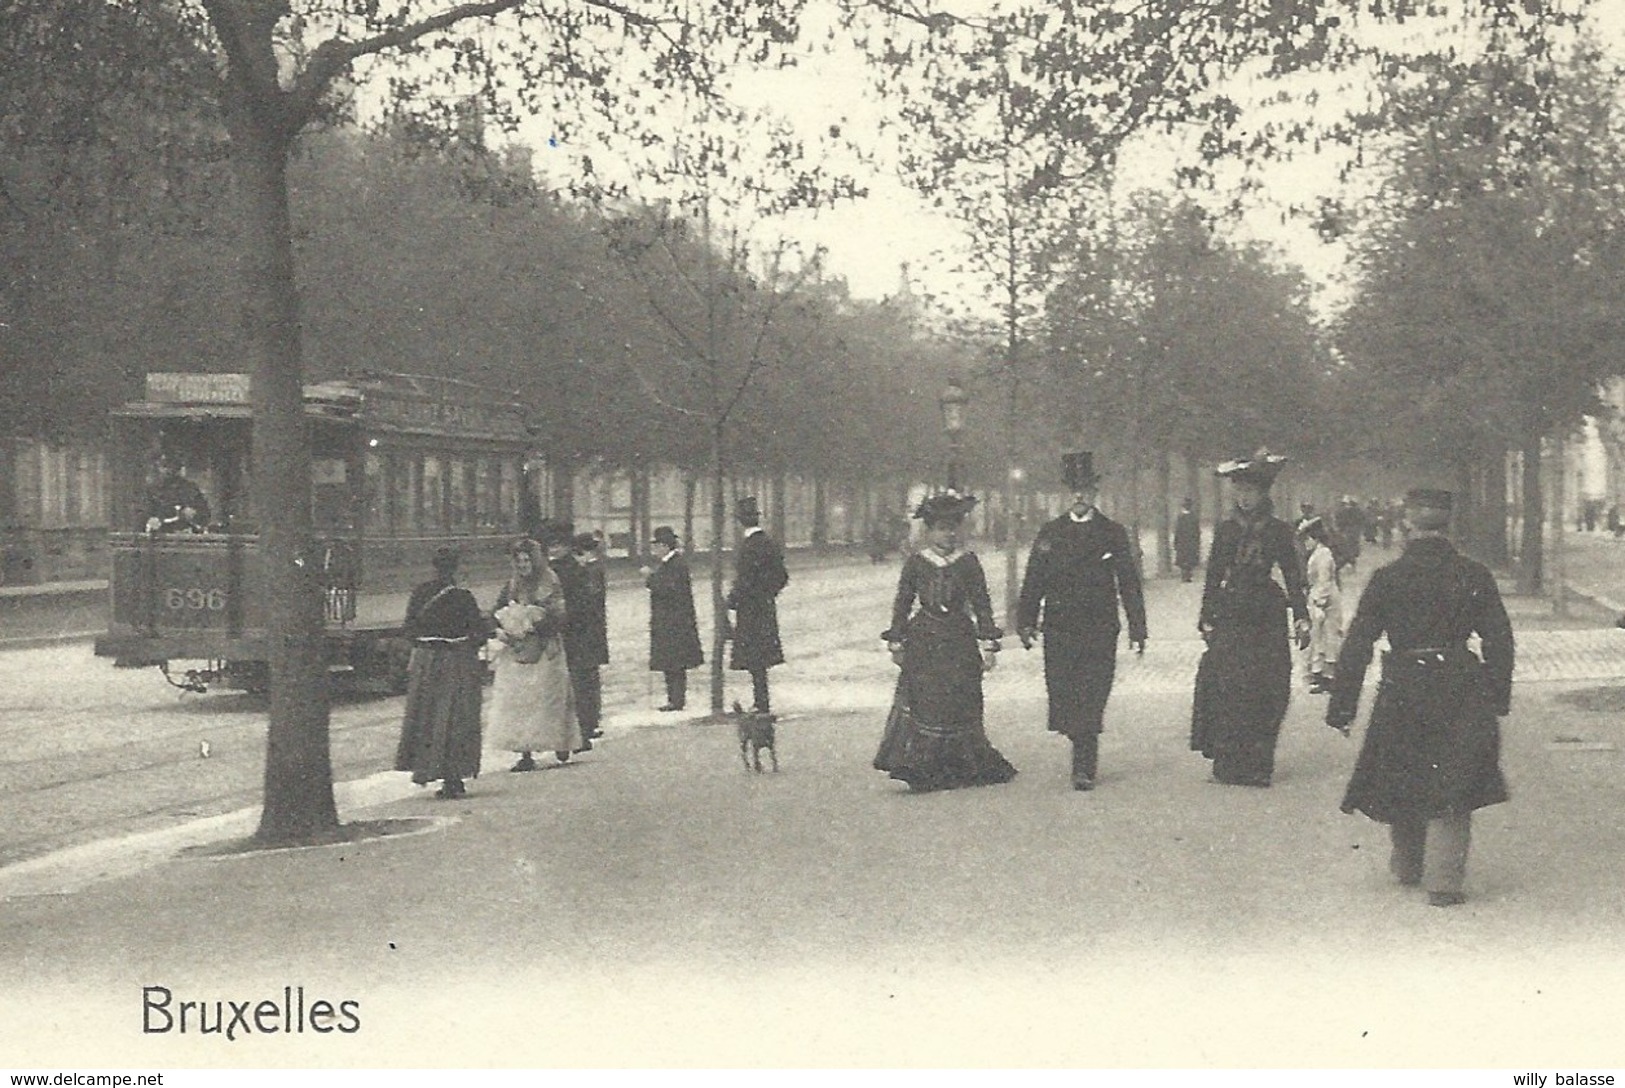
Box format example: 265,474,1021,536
146,372,252,404
362,388,530,441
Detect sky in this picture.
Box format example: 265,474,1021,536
513,0,1625,316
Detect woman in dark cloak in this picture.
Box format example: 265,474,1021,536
873,490,1015,792
1191,451,1311,787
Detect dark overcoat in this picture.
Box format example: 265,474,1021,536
1016,511,1147,737
727,528,789,670
551,555,610,669
1173,510,1202,572
1328,536,1514,823
647,550,704,672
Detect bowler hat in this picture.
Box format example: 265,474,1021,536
652,525,680,547
572,532,599,553
1216,448,1288,488
431,545,460,571
735,496,761,522
1062,452,1101,490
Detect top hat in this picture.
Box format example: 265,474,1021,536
735,496,762,522
912,488,978,528
1062,452,1101,490
1404,488,1454,511
652,525,680,547
1215,448,1288,488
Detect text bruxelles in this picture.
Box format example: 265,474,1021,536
141,985,359,1040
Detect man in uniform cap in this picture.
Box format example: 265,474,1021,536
725,496,790,716
1327,488,1515,907
1016,452,1147,791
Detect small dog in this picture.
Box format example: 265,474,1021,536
732,701,778,772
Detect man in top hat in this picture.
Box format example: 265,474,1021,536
1016,452,1147,791
725,496,790,716
540,518,609,742
1326,488,1514,908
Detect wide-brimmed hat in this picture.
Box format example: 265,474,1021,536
912,488,978,528
652,525,680,547
1216,448,1288,488
1062,452,1101,490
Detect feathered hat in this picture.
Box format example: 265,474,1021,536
912,488,978,528
1215,447,1288,488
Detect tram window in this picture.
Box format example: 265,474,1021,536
476,457,496,529
393,455,417,532
501,460,519,529
364,453,387,533
448,456,471,532
422,455,445,532
312,457,349,529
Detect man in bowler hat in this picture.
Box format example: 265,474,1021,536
725,496,789,715
1017,452,1147,791
541,518,608,742
1326,488,1514,907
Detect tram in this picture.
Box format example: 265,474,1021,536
93,371,535,693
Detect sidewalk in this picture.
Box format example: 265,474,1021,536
3,579,1625,1067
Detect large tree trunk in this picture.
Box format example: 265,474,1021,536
1483,445,1509,567
1517,428,1544,595
1550,432,1568,616
233,107,339,846
551,458,575,524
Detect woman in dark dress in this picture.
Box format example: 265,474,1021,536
395,547,489,799
874,490,1015,792
1191,451,1311,787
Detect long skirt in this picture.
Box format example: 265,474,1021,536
873,614,1015,791
488,636,579,755
395,643,484,786
1190,615,1292,784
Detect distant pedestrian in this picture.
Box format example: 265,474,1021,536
1016,452,1146,791
1610,504,1623,540
1327,488,1515,908
573,530,610,740
725,496,789,717
489,537,579,770
540,519,608,745
1173,496,1202,583
1191,449,1311,788
1332,496,1364,571
1297,515,1343,695
873,489,1015,792
643,526,703,712
395,547,488,799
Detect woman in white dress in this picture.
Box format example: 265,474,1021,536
1298,516,1344,694
488,538,580,770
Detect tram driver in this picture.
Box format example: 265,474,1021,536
143,454,212,534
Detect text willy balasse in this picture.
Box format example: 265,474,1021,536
142,985,359,1040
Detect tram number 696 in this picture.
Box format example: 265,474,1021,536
164,586,227,611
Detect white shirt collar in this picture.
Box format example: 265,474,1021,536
1069,508,1097,523
744,525,765,538
661,549,681,563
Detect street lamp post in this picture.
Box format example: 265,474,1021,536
939,379,968,492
